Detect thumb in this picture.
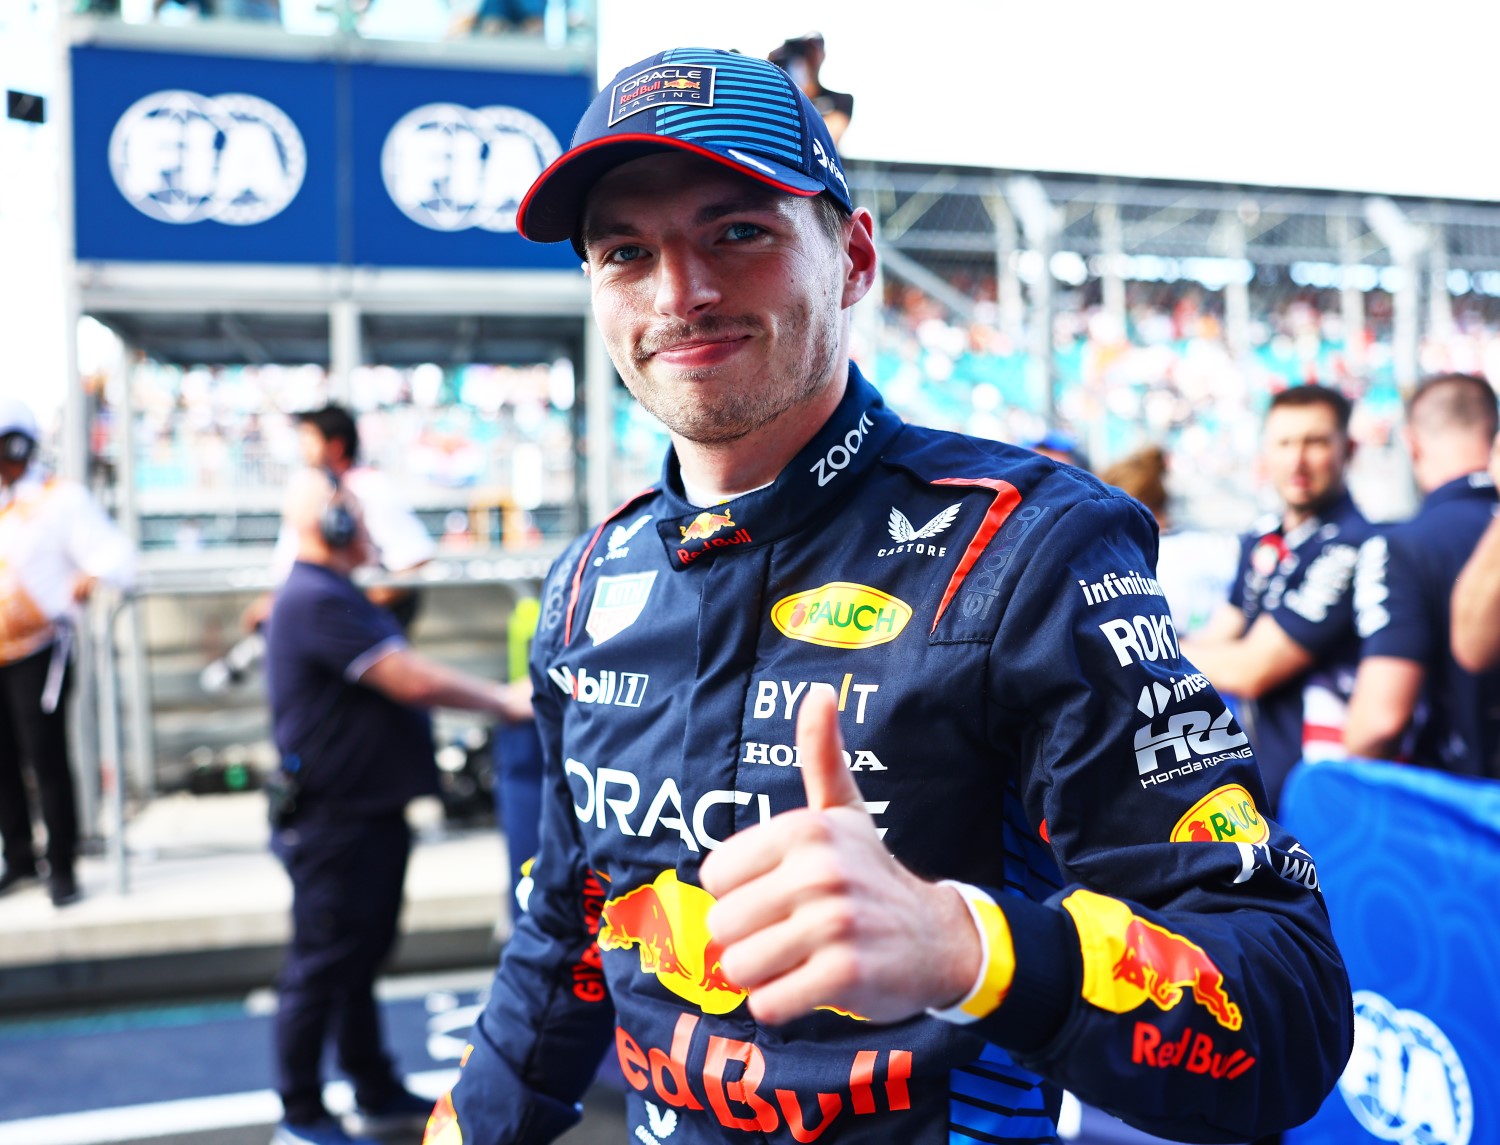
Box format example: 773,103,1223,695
796,683,864,811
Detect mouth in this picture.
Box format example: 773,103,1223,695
643,331,752,369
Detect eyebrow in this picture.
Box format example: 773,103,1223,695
581,191,789,252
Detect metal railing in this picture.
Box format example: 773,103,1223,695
91,548,558,893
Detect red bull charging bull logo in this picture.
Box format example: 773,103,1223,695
681,510,735,543
1063,889,1243,1031
598,870,747,1015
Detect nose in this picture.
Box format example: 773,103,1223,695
653,242,720,321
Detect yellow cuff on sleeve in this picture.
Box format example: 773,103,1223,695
925,880,1017,1024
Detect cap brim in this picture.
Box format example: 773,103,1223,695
516,134,827,245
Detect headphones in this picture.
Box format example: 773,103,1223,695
1,433,35,464
320,468,358,549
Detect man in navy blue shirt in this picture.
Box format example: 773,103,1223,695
1348,372,1500,779
265,468,530,1145
1182,384,1373,811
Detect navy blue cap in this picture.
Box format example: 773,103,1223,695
516,47,853,245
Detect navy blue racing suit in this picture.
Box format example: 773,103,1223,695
432,368,1352,1145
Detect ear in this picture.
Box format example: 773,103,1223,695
841,207,878,310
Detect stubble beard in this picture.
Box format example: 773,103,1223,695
625,302,843,446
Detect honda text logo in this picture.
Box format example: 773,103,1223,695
108,90,306,225
381,102,562,233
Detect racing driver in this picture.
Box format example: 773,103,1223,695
425,46,1353,1145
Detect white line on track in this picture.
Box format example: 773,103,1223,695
0,1068,458,1145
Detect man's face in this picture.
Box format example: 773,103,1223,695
1262,402,1350,515
297,424,329,469
580,152,853,447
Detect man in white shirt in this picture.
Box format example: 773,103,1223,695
0,397,136,906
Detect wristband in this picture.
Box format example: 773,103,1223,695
925,880,1016,1024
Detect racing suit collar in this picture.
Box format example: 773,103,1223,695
654,363,903,571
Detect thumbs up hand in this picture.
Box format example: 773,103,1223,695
699,685,981,1025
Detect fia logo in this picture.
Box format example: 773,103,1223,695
108,90,306,226
1339,991,1471,1145
381,103,562,233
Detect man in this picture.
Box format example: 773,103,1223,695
426,48,1351,1145
1347,372,1500,779
243,404,434,635
0,397,134,907
768,31,853,145
265,468,530,1145
1452,516,1500,672
1180,385,1372,812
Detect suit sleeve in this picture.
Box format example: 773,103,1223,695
965,493,1353,1143
430,545,616,1145
1355,530,1428,662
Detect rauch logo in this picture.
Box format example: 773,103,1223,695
770,583,911,649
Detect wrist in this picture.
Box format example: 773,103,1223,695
926,880,1016,1025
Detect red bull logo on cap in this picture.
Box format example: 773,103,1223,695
1063,889,1243,1031
598,870,747,1015
1169,784,1268,845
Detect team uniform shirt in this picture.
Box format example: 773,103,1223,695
0,472,135,666
432,369,1351,1145
270,465,435,582
265,561,437,820
1227,491,1372,810
1355,471,1500,779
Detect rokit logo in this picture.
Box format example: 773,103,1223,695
879,504,959,557
1100,613,1180,667
548,665,649,707
1135,708,1251,786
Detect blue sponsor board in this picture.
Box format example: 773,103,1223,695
1281,758,1496,1145
71,45,590,270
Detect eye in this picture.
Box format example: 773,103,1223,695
724,221,765,242
602,243,647,265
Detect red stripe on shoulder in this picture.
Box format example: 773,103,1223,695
564,488,657,647
929,478,1022,633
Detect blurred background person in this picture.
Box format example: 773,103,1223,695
768,30,853,144
1023,426,1089,469
1097,442,1237,638
1451,511,1500,673
1348,373,1500,780
1181,384,1372,813
0,397,135,907
264,467,529,1145
242,404,435,637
